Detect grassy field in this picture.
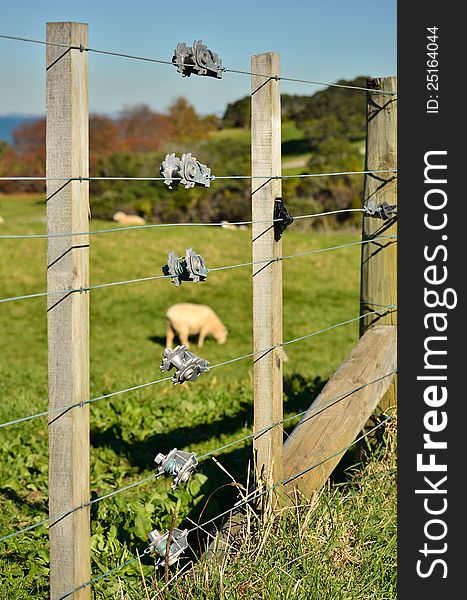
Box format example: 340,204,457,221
211,121,316,175
0,195,395,598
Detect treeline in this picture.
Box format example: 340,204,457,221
0,78,368,226
223,77,368,223
224,76,367,137
0,98,218,193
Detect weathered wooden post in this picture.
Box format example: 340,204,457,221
281,77,398,499
360,76,397,411
251,53,283,487
46,22,90,599
283,326,397,496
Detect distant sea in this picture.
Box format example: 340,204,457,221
0,115,42,143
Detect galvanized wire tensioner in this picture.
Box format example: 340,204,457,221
147,527,189,566
160,345,210,385
162,248,208,286
172,40,223,79
363,199,397,220
160,152,211,189
154,448,198,489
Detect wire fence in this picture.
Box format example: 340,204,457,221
0,307,396,432
0,27,397,599
0,204,386,240
0,235,396,305
0,169,397,183
0,208,361,239
54,412,394,600
0,33,398,95
0,300,397,572
0,365,396,545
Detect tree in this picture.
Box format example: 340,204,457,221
222,96,250,128
90,115,123,156
166,97,215,142
304,115,344,147
0,119,47,192
307,137,363,173
0,140,8,156
221,77,368,141
12,119,45,160
119,105,174,153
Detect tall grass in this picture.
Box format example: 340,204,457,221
120,419,397,599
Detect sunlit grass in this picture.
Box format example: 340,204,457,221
0,194,393,600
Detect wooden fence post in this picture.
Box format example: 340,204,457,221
46,22,90,599
251,53,283,487
283,326,397,497
360,76,397,411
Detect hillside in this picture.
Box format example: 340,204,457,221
0,78,369,228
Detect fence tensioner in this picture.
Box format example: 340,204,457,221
148,528,189,566
160,152,212,190
155,448,198,489
363,199,397,220
172,40,223,79
160,345,210,384
162,248,208,286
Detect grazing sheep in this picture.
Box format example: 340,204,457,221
220,220,238,230
0,215,4,224
112,211,146,226
166,303,228,348
220,221,248,231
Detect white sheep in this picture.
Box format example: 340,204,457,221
220,220,238,230
0,215,4,224
166,303,228,348
220,221,248,231
112,211,146,226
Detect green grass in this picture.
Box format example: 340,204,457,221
210,127,251,144
0,195,395,599
152,422,397,600
211,120,305,146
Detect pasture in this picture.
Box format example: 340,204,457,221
0,195,395,598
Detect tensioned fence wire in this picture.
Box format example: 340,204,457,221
0,208,369,240
0,169,397,183
0,28,397,600
0,308,396,431
0,34,397,96
0,168,397,241
190,413,395,533
1,391,395,544
0,309,397,543
0,234,397,304
53,413,394,600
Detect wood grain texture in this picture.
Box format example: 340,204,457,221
360,76,397,330
283,325,396,497
360,77,397,410
251,53,283,485
46,22,90,600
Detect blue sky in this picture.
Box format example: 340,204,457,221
0,0,396,116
